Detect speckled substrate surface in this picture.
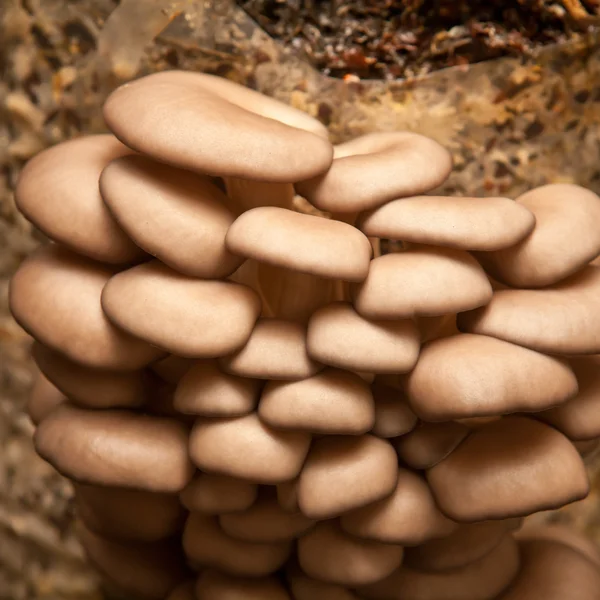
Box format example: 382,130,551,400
3,0,600,598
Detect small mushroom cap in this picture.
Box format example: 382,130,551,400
10,245,163,370
427,416,589,522
103,71,333,182
220,319,322,380
405,334,578,421
307,302,420,373
27,368,66,426
298,520,404,586
458,266,600,355
179,472,257,514
150,355,195,384
288,571,360,600
100,155,241,278
15,135,145,264
476,184,600,288
166,581,195,600
371,383,418,438
174,361,262,417
195,571,291,600
226,207,372,282
358,196,535,251
351,249,492,320
297,435,398,519
258,368,375,435
101,260,261,358
182,513,291,577
34,405,194,493
295,132,452,213
340,468,455,546
189,413,311,483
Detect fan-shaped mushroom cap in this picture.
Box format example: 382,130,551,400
289,571,360,600
297,520,404,586
427,417,589,522
74,483,184,542
103,71,333,182
340,468,455,545
358,196,535,251
100,155,241,278
394,421,470,470
189,413,311,483
476,184,600,288
179,472,257,514
295,132,452,214
220,319,321,380
182,513,291,577
101,260,261,358
10,245,163,370
258,368,375,434
195,571,291,600
150,355,195,384
166,581,195,600
351,249,492,320
307,302,420,373
405,334,578,421
174,361,262,417
371,383,418,438
27,369,66,425
297,435,398,519
458,266,600,355
15,135,144,264
226,208,372,282
34,405,194,492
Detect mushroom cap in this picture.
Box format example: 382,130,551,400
189,413,311,483
220,318,322,380
174,361,262,417
195,571,291,600
179,472,257,514
150,355,195,384
288,571,360,600
427,417,589,522
258,368,375,435
307,302,420,374
295,132,452,213
297,520,404,586
27,368,66,426
101,260,261,358
371,383,418,438
476,184,600,288
405,334,578,421
225,207,372,282
10,245,163,370
297,435,398,519
340,467,455,546
458,266,600,355
357,195,535,251
351,249,492,320
103,71,333,182
34,405,194,492
15,135,145,264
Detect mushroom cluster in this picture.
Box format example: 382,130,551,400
11,70,600,599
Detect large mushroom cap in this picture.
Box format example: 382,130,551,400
27,368,66,426
195,571,291,600
426,416,589,522
371,383,418,438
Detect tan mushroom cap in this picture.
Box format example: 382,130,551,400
103,71,333,182
174,361,262,417
101,260,261,358
150,355,195,384
100,155,241,278
289,571,361,600
179,472,257,514
10,245,163,370
226,207,372,282
458,266,600,355
476,184,600,288
195,571,291,600
394,421,470,470
340,468,455,546
74,483,184,543
34,405,194,493
166,581,195,600
297,435,398,519
258,368,375,434
298,520,404,586
371,383,418,438
427,417,589,522
351,249,492,320
189,413,311,483
295,132,452,214
182,513,291,577
307,302,420,373
15,135,145,264
405,334,578,421
358,196,535,251
27,369,66,426
220,319,322,380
